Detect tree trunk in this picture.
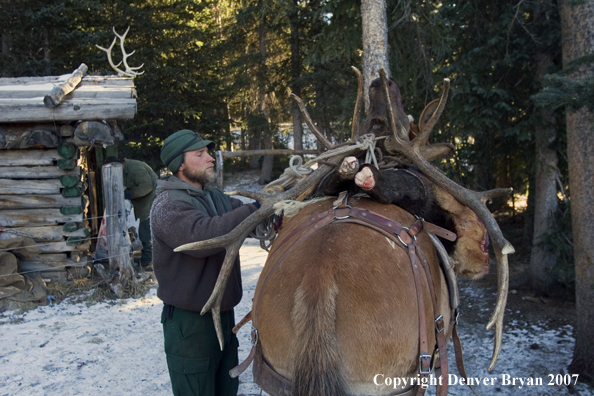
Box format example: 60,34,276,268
522,173,535,250
560,0,594,382
361,0,390,112
247,123,261,170
224,103,233,151
530,51,559,295
290,0,303,150
472,132,492,191
257,4,273,184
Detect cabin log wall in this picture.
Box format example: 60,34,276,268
0,73,136,283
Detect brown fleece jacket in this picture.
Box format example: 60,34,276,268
150,176,258,312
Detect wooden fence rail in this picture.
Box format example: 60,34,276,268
215,149,318,189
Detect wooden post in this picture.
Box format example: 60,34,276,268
101,163,134,296
87,171,99,237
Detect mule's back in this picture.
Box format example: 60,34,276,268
253,197,451,396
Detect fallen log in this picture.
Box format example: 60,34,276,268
219,149,318,158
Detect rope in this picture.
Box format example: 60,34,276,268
265,134,384,190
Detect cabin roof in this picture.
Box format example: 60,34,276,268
0,74,137,123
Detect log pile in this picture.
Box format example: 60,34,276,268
0,144,92,283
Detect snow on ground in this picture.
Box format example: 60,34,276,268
0,240,267,396
0,239,593,396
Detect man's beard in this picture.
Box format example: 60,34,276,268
181,166,216,185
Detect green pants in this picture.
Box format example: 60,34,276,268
139,218,152,266
161,306,239,396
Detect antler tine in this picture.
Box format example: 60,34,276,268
96,37,127,75
351,66,363,141
379,69,409,144
487,246,509,371
112,26,145,77
223,190,265,200
479,187,514,203
290,93,334,150
413,78,450,148
175,155,346,350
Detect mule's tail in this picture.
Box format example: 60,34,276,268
291,273,346,396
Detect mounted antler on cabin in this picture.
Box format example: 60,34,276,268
377,69,512,370
96,27,144,77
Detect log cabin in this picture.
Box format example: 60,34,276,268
0,64,137,283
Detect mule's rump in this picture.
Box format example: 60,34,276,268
253,198,452,396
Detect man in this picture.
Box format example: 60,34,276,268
150,129,259,396
105,156,157,268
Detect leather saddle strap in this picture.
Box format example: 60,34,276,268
335,207,456,242
405,242,431,396
230,341,257,378
453,325,480,396
421,220,457,242
413,236,449,396
271,208,335,254
338,214,445,395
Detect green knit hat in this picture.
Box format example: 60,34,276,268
161,129,215,173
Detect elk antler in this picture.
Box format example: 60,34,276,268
96,27,145,77
351,66,364,141
379,69,512,370
290,93,333,150
175,153,349,349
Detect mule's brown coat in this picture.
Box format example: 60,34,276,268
253,198,487,396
